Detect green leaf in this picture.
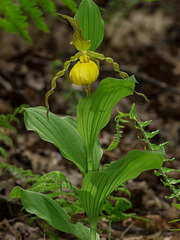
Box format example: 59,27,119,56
62,0,77,13
0,0,31,42
129,103,137,119
140,120,152,127
0,17,18,33
38,0,56,15
161,167,180,173
93,138,103,171
24,107,87,175
18,0,49,33
77,76,136,171
79,150,164,224
172,203,180,209
9,187,100,240
0,147,7,159
145,130,160,139
75,0,104,51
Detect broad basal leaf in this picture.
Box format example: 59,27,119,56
75,0,104,51
79,150,164,224
77,76,136,171
24,107,87,175
9,187,100,240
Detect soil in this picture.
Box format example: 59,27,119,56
0,1,180,239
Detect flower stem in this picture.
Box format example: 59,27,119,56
84,84,92,96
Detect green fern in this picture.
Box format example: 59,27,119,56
62,0,77,13
0,163,82,214
0,0,56,42
109,103,180,229
110,103,179,201
0,105,27,159
107,110,129,151
18,0,49,33
37,0,56,15
128,104,180,229
0,0,30,41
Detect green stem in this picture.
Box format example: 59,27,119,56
108,220,112,240
84,84,92,96
90,221,97,240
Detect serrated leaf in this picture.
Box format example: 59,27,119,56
167,193,177,199
172,203,180,209
151,142,169,151
168,178,180,185
75,0,104,51
145,130,160,139
24,107,87,175
62,0,77,13
9,187,100,240
162,167,180,174
0,132,13,146
160,179,170,187
18,0,49,33
140,120,152,127
0,17,18,33
0,147,7,159
77,76,136,171
0,0,31,42
79,150,164,224
38,0,56,15
129,103,137,119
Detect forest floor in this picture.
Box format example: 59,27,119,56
0,1,180,239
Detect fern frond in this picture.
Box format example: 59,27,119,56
0,163,81,215
30,171,79,196
0,17,18,33
0,105,26,159
0,147,7,159
0,0,56,42
0,0,30,42
107,110,129,151
18,0,49,33
62,0,77,13
37,0,56,15
128,103,180,205
0,131,13,146
0,163,40,181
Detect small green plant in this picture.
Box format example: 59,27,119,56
112,103,180,231
0,105,27,159
9,1,167,239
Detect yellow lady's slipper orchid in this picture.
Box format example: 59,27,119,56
69,54,99,85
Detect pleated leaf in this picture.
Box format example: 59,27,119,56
24,107,87,175
75,0,104,51
9,187,100,240
79,150,164,223
77,76,136,171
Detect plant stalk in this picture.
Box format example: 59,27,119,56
84,84,92,96
90,221,97,240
